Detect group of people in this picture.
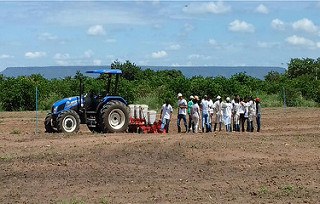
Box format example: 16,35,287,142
160,93,261,134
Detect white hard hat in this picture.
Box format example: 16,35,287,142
190,95,194,99
177,93,183,98
194,96,199,101
226,97,230,101
216,95,221,100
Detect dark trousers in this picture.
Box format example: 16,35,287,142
240,113,246,132
188,114,192,132
256,114,261,132
177,114,187,133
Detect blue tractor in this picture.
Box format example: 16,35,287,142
44,69,129,133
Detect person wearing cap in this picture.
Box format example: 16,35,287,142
201,95,211,132
160,99,173,133
233,97,241,132
221,97,233,132
247,96,256,132
191,96,200,133
187,95,194,132
213,96,222,131
177,93,188,133
255,98,261,132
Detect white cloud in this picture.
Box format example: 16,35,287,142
0,54,14,59
208,38,217,46
271,18,285,31
317,42,320,48
84,50,94,58
38,32,58,41
292,18,318,34
286,35,318,49
54,53,70,60
87,25,106,36
255,4,269,14
229,20,255,33
93,59,102,65
104,38,117,43
25,51,46,59
168,44,181,50
188,54,211,60
151,50,167,59
182,1,231,14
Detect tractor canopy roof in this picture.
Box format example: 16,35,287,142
86,69,122,75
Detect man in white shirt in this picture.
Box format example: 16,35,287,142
221,97,233,132
160,100,173,133
213,96,222,131
177,93,188,133
208,96,214,132
201,95,210,133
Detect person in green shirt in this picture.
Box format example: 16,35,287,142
187,95,194,132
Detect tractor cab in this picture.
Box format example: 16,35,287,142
45,69,129,134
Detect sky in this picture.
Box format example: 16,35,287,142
0,0,320,71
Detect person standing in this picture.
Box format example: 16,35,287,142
221,97,233,132
233,97,241,132
160,100,173,133
208,96,214,132
191,96,200,133
255,98,262,132
201,95,210,133
177,93,188,133
248,96,256,132
239,97,246,132
187,96,194,132
213,96,222,131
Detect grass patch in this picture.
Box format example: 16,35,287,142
0,155,13,162
10,129,21,135
57,199,85,204
259,186,269,195
99,197,109,204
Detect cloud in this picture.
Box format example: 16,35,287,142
93,59,102,66
255,4,269,14
38,32,58,41
292,18,318,34
208,38,217,46
182,1,231,14
0,54,14,59
25,51,46,59
229,20,255,33
54,53,70,60
87,25,106,36
286,35,318,49
271,18,285,31
168,44,181,50
84,50,94,58
188,54,211,60
151,50,167,59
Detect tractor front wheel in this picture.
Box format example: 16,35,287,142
100,101,129,133
44,114,56,133
56,110,80,133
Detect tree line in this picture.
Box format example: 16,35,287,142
0,57,319,111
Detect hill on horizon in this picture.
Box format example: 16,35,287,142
0,65,286,80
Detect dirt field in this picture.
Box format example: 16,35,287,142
0,108,320,204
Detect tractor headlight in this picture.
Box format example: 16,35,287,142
53,106,58,114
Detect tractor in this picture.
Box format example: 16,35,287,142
44,69,129,133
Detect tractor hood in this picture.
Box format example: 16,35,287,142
52,96,81,114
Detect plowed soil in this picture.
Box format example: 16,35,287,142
0,108,320,203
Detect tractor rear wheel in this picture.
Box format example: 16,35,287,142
44,114,56,133
100,101,129,133
56,110,80,133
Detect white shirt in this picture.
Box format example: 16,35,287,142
221,102,232,117
177,99,187,115
208,99,214,114
161,104,173,120
201,99,209,115
233,102,240,115
239,101,245,114
213,100,221,115
191,103,200,118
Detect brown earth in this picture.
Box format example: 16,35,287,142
0,108,320,204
